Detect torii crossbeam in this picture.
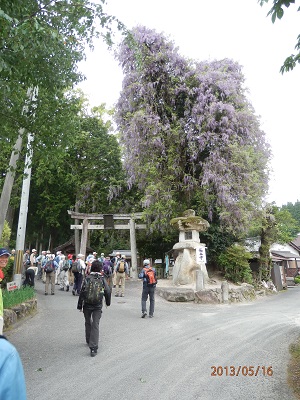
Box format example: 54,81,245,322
68,211,146,279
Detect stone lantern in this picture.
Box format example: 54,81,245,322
170,209,210,286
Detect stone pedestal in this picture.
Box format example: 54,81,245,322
170,210,209,286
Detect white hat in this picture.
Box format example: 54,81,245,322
77,253,84,258
143,259,150,265
32,249,37,253
121,254,126,259
101,253,104,256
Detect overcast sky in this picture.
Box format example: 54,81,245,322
78,0,300,207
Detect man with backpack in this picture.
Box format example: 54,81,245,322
112,252,121,288
77,260,111,357
102,256,113,291
44,254,59,295
59,255,70,292
139,259,157,318
72,254,86,296
114,255,129,297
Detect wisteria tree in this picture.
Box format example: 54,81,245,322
115,26,271,234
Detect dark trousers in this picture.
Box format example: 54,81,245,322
83,308,102,350
141,286,155,316
23,269,35,287
73,272,83,295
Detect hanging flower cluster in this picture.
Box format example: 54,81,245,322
115,26,270,232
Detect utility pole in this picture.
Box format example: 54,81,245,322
0,87,35,240
14,87,39,286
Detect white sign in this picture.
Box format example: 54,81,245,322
196,247,207,264
7,281,18,291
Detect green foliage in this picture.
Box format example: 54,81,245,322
275,208,300,242
218,244,253,283
259,0,300,73
257,203,300,280
21,104,125,248
0,220,10,247
281,200,300,226
246,202,300,281
294,276,300,284
0,2,126,247
2,286,35,309
202,223,237,265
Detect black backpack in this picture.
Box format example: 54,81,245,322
84,274,104,304
71,260,81,273
44,260,55,273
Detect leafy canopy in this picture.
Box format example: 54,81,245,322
259,0,300,72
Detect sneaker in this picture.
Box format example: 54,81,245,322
120,294,124,297
66,286,69,292
115,293,119,297
45,292,48,295
59,288,64,291
90,348,97,357
113,285,116,288
141,312,147,318
149,315,153,318
51,293,55,295
72,290,75,296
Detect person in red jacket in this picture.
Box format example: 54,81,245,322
0,248,10,334
138,259,157,319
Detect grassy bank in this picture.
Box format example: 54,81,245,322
2,286,35,309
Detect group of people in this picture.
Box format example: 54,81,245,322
0,245,158,398
0,246,158,373
77,256,158,357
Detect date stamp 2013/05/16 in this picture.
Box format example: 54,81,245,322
211,366,273,377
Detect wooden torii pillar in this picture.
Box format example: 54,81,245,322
68,211,146,279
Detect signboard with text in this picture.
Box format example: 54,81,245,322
7,281,18,291
196,247,207,264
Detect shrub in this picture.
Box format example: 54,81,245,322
218,244,253,284
295,276,300,284
2,286,35,309
1,257,14,288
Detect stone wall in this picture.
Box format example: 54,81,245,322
156,284,275,304
3,299,37,331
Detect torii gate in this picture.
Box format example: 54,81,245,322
68,211,146,279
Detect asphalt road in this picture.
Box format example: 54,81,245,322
6,279,300,400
